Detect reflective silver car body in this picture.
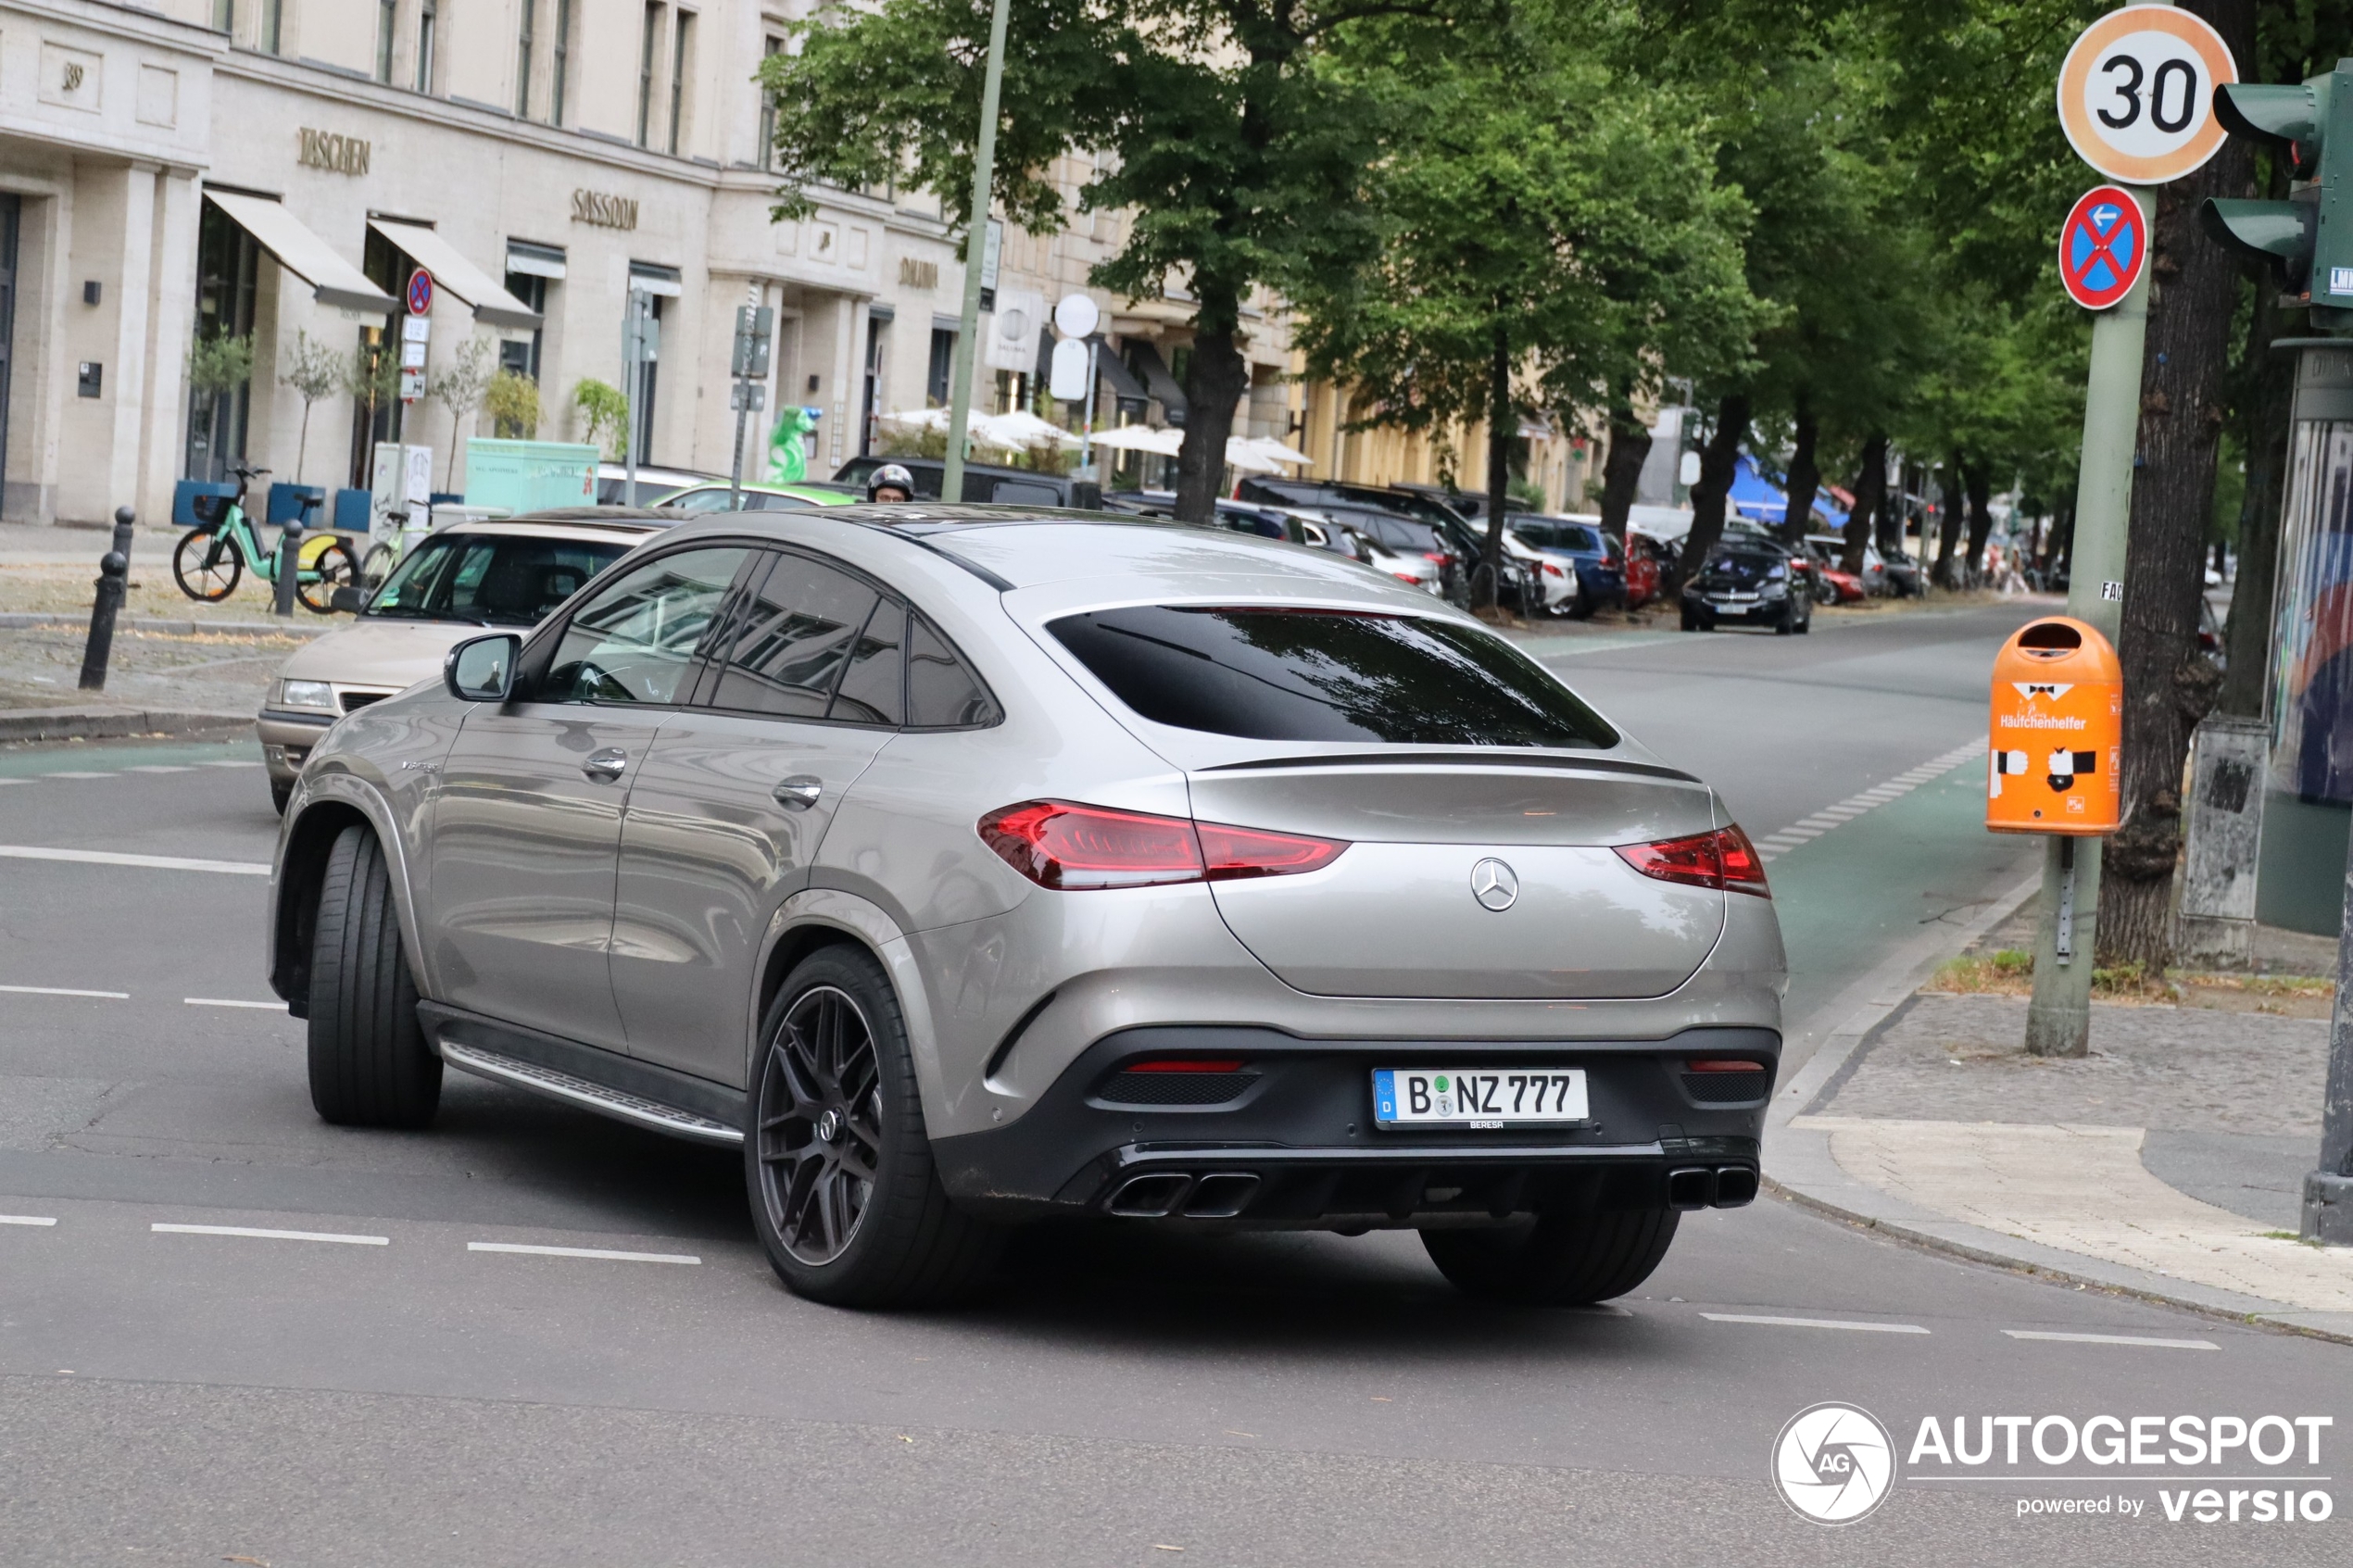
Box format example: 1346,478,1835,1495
267,508,1785,1222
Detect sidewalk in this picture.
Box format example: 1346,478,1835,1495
1771,887,2353,1343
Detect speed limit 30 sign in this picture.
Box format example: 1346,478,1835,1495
2057,6,2239,185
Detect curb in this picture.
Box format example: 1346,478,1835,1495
0,707,253,743
0,612,330,638
1766,870,2353,1349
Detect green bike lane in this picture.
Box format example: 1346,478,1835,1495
1763,753,2037,1041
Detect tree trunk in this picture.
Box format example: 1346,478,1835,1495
1962,461,1994,583
1843,431,1887,575
1478,320,1514,611
2095,7,2252,969
1780,394,1820,548
1596,401,1652,544
1173,295,1250,525
1932,456,1965,588
1676,392,1751,585
2217,266,2292,718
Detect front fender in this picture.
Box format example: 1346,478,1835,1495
269,768,434,1009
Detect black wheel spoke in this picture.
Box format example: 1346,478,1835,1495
756,984,883,1268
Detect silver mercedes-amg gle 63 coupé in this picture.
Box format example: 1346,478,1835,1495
267,506,1786,1308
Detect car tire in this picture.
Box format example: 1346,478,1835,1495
1680,606,1698,632
307,823,441,1128
1421,1205,1680,1306
748,945,1002,1308
271,777,294,814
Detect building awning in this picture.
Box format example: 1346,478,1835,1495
369,219,545,330
505,239,567,280
629,261,684,297
1126,340,1189,426
202,189,399,317
1095,339,1149,403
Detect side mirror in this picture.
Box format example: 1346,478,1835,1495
445,633,521,703
329,585,366,614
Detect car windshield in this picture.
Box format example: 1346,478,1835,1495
1050,606,1618,748
1327,510,1441,555
367,533,630,626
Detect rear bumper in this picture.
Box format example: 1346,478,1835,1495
931,1023,1774,1228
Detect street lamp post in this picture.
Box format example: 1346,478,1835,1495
940,0,1013,505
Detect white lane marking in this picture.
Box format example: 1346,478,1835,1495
0,1215,60,1227
1701,1312,1931,1335
41,771,112,780
184,997,288,1010
2004,1329,2219,1350
197,760,263,769
123,765,196,773
0,846,270,876
152,1223,388,1246
1754,737,1987,864
467,1241,702,1265
0,984,129,998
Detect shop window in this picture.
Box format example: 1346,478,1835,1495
926,327,955,408
861,315,888,457
185,201,258,485
498,272,547,405
348,228,412,489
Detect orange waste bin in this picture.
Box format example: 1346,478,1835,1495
1987,617,2121,834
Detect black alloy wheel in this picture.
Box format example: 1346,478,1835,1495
747,947,1002,1306
756,983,884,1267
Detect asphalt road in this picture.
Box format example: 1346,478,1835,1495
1,603,2344,1566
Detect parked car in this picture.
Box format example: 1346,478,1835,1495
1507,514,1626,619
257,508,677,812
1624,531,1677,608
598,463,720,506
1233,477,1538,608
1504,530,1579,616
1680,538,1813,634
1804,533,1894,597
269,505,1784,1310
834,455,1103,509
1798,540,1868,604
655,481,859,512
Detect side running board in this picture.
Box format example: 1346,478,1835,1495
440,1041,744,1147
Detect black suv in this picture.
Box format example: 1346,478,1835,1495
835,456,1103,510
1235,478,1540,608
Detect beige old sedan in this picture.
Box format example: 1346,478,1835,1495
256,508,675,811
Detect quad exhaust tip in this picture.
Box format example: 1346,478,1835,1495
1668,1166,1759,1210
1106,1172,1263,1219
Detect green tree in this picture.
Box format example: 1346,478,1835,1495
573,379,630,459
759,0,1401,522
1296,4,1760,605
276,328,345,485
427,336,497,492
484,369,541,440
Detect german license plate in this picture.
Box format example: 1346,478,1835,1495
1372,1068,1588,1129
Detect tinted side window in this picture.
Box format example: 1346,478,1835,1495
829,602,907,725
1049,606,1617,748
906,615,1000,728
990,479,1062,506
705,551,881,719
543,546,749,705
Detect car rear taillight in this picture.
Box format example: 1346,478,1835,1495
1685,1058,1767,1073
1392,571,1425,584
1541,560,1566,578
978,800,1349,890
1614,825,1769,898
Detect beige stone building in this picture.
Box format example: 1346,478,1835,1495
0,0,1579,528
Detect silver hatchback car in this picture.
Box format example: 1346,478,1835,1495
267,507,1786,1308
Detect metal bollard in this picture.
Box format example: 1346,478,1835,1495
77,506,137,692
273,511,303,619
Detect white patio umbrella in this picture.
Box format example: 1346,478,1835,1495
1084,423,1185,455
876,407,953,433
1223,437,1288,474
1236,435,1313,468
971,410,1080,450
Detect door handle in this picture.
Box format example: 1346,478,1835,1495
772,775,823,811
582,746,629,783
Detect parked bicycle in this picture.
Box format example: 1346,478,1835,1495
171,465,359,613
358,508,415,593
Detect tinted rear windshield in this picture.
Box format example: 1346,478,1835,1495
1514,521,1604,554
1049,606,1618,748
368,533,630,626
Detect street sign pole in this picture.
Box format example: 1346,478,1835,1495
2025,186,2152,1057
623,290,641,507
942,0,1013,504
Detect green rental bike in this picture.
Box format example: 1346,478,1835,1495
171,464,359,614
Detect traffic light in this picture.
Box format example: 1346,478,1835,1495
2202,63,2353,330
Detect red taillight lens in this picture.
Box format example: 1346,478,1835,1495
1686,1058,1766,1073
1198,821,1348,879
1424,551,1450,564
1127,1059,1246,1073
978,801,1348,890
1615,825,1770,898
1541,561,1566,578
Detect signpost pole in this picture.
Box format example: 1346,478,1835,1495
2024,183,2154,1058
623,291,641,507
942,0,1013,505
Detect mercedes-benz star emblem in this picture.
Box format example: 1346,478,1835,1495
816,1108,842,1144
1470,858,1518,911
